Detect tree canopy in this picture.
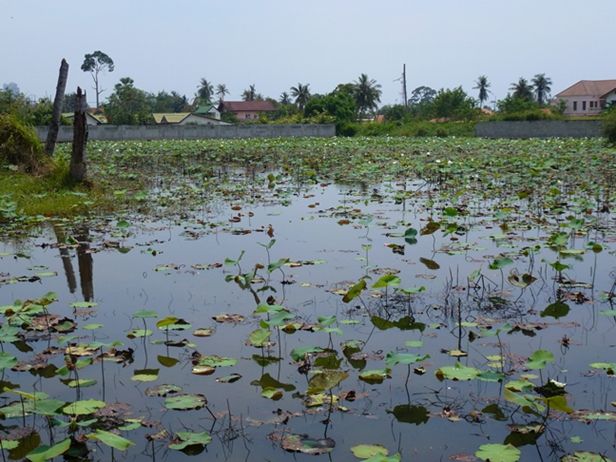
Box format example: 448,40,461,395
531,73,552,106
353,74,382,117
105,77,152,125
474,76,491,108
81,51,114,108
290,83,311,112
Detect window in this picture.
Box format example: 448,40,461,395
573,101,577,111
582,101,587,111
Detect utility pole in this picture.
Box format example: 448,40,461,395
402,64,408,108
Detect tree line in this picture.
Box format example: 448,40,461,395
0,48,595,128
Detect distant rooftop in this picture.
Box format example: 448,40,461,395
556,80,616,97
152,113,190,124
220,101,276,112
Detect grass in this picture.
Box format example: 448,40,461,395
350,120,477,137
0,155,108,217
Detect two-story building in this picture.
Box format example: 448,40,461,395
554,80,616,116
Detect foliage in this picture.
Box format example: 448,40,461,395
510,77,534,102
290,83,311,113
474,75,491,108
353,73,382,117
495,94,562,121
429,87,477,120
379,104,411,122
0,114,45,171
148,90,190,113
196,78,214,103
215,83,229,102
532,73,553,106
0,88,56,126
242,84,263,101
304,89,356,130
81,50,114,107
603,107,616,144
104,77,153,125
351,119,476,137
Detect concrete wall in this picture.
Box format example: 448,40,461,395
475,120,603,139
35,124,336,142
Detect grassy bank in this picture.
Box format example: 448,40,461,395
0,156,108,219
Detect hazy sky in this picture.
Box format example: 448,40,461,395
2,0,615,107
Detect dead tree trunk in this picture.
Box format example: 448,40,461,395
70,87,88,182
45,58,69,156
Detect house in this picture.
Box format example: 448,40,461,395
152,103,226,126
193,103,221,120
61,112,107,125
218,100,276,121
554,80,616,116
151,112,229,126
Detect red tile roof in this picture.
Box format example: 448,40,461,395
221,101,276,112
556,80,616,98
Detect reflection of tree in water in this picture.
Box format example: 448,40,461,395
54,225,94,301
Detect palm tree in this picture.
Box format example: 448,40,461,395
215,84,229,102
510,77,534,102
279,92,291,105
354,73,382,117
531,73,552,106
290,83,311,112
242,84,257,101
197,78,214,102
474,75,491,109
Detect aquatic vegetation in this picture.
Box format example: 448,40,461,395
0,137,615,460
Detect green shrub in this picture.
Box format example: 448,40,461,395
435,128,448,137
336,122,357,137
0,114,45,172
603,109,616,144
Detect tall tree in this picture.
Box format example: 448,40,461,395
474,75,491,109
279,92,291,105
531,73,552,106
510,77,534,102
81,51,114,108
242,84,257,101
290,83,311,112
215,84,229,102
197,78,214,103
353,73,382,117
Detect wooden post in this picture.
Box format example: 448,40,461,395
70,87,88,182
45,58,69,156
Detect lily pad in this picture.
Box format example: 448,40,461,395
561,452,613,462
385,352,429,367
145,384,182,397
88,430,134,451
26,438,71,462
526,349,555,370
351,444,389,459
164,394,207,411
277,433,335,455
169,431,212,450
62,399,106,416
436,363,480,381
307,370,348,394
475,443,521,462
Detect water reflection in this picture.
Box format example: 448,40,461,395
54,225,94,301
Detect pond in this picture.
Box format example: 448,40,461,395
0,137,615,461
